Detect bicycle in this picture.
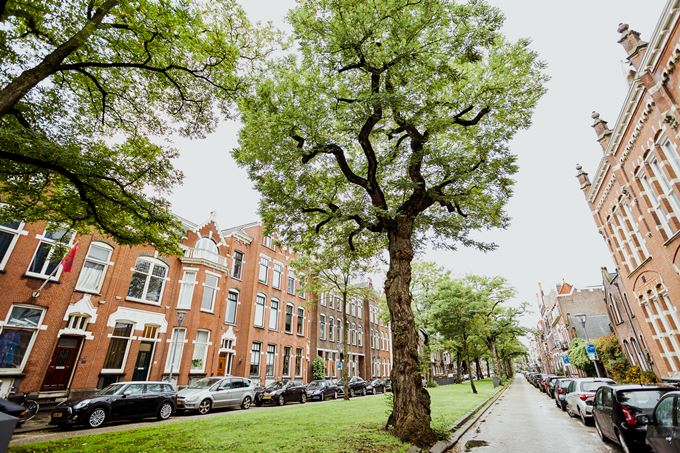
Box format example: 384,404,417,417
8,392,39,420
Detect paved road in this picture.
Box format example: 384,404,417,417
455,375,619,453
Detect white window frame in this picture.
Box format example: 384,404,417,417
225,290,239,325
287,271,295,294
164,327,187,373
254,293,266,327
296,307,304,336
126,256,169,305
0,221,25,271
75,241,113,294
231,250,244,280
200,272,220,313
641,174,673,237
285,303,294,334
269,298,279,330
329,316,335,342
266,344,276,377
258,257,269,284
0,305,46,374
177,269,198,309
102,321,135,373
26,227,74,281
272,262,283,289
320,314,326,340
190,329,210,373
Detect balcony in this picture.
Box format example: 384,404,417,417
180,248,229,272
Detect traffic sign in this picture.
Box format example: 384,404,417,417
562,355,570,365
337,362,342,369
585,343,597,360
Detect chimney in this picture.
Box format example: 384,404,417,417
591,111,612,151
576,164,591,190
618,23,648,70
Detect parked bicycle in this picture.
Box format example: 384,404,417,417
8,392,39,420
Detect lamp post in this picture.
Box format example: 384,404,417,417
168,310,188,389
574,313,601,377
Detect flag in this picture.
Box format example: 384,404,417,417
60,242,78,273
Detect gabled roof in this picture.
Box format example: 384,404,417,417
221,221,259,244
557,282,574,295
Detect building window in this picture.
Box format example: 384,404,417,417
0,305,45,371
287,272,295,294
351,322,356,345
177,270,197,309
127,257,168,304
250,342,262,376
641,174,673,238
357,325,363,347
296,307,304,336
631,338,649,371
320,314,326,340
650,153,680,224
320,293,327,307
294,347,302,377
282,346,291,376
329,317,334,342
103,322,134,371
75,241,113,293
254,294,266,327
337,320,342,343
226,291,238,324
285,304,294,333
0,221,23,271
66,314,90,330
201,274,219,312
609,294,623,324
273,263,282,289
27,226,74,279
164,327,186,373
329,295,334,309
191,330,210,373
258,257,269,284
269,299,279,330
357,301,362,319
232,250,244,279
263,235,273,248
142,324,158,339
194,238,220,263
370,328,374,349
266,344,276,377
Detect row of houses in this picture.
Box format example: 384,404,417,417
0,214,392,401
534,0,680,380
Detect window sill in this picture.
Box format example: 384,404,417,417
189,370,206,375
75,288,102,295
284,330,293,335
254,325,265,329
200,309,214,314
224,321,237,326
99,370,126,375
25,272,59,282
664,229,680,247
125,297,162,306
231,276,242,281
258,280,268,285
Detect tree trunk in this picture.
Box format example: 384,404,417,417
455,350,463,383
384,218,436,447
488,339,502,383
474,357,482,380
342,291,349,400
485,358,490,377
464,335,477,394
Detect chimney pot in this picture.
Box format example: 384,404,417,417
617,23,629,34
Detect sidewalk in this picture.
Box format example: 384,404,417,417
14,412,53,434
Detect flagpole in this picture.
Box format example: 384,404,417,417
32,241,79,299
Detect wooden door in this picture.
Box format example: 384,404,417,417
217,352,227,376
41,336,82,391
132,341,155,381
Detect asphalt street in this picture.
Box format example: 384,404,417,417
455,375,620,453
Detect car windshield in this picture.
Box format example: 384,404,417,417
187,378,222,389
308,380,324,387
581,381,612,392
558,380,574,388
95,384,125,396
618,389,671,409
266,381,286,390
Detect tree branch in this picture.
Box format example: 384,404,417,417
453,106,490,127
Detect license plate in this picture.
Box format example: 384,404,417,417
52,413,63,418
262,395,272,399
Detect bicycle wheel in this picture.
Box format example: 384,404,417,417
25,400,39,420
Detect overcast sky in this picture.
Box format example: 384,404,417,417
168,0,665,328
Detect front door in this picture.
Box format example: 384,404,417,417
41,336,82,391
217,353,227,376
132,341,155,381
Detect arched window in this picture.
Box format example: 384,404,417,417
195,238,219,262
127,257,168,304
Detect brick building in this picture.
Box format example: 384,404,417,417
0,216,384,402
576,0,680,378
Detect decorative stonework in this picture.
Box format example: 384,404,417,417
620,101,655,164
596,175,617,210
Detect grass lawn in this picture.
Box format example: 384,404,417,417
11,379,499,453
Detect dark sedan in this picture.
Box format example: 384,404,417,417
644,391,680,453
50,381,176,429
255,380,307,406
366,379,386,395
0,398,28,427
336,376,367,397
592,384,674,452
305,380,338,401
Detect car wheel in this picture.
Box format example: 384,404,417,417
372,388,377,395
241,396,252,410
617,431,631,453
197,399,212,415
255,399,263,407
300,393,307,404
579,408,591,426
277,395,285,406
362,388,366,396
350,388,355,397
86,408,107,429
594,418,608,443
333,391,338,400
157,402,173,420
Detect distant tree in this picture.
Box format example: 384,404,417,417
234,0,546,444
312,356,326,380
566,338,595,375
0,0,267,254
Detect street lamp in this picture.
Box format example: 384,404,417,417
574,313,601,377
168,310,188,389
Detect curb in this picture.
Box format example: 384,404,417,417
407,381,511,453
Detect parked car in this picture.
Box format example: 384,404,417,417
177,377,255,414
254,380,307,406
366,379,386,395
384,379,392,392
537,374,551,393
546,376,566,399
305,380,338,401
565,378,616,425
554,378,575,411
0,398,28,427
643,390,680,453
592,384,674,453
336,376,368,397
50,381,176,429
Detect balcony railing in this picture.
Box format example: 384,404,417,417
182,248,228,269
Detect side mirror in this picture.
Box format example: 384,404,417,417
123,390,132,397
636,414,651,426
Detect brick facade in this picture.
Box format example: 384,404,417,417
577,0,680,378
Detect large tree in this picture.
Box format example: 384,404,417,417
0,0,265,254
233,0,546,445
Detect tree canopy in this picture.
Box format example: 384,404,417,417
0,0,266,254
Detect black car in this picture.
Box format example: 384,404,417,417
366,379,386,395
593,384,674,453
644,391,680,453
546,376,566,399
0,398,28,427
305,380,339,401
384,379,392,392
336,376,367,397
554,378,574,411
255,380,307,406
50,381,176,429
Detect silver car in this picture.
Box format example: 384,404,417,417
565,377,615,424
177,377,255,415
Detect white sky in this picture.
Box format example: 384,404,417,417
169,1,665,328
